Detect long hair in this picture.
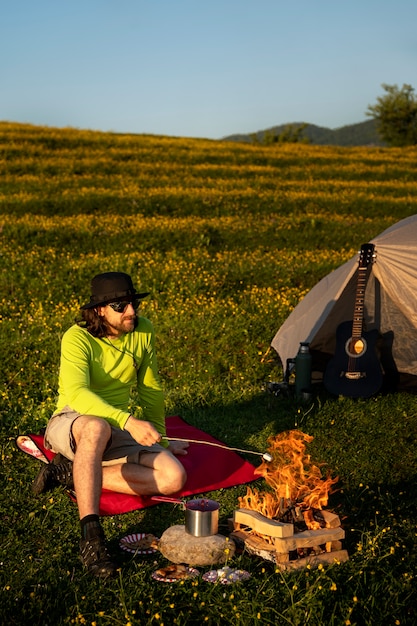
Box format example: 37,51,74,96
77,308,108,338
77,307,139,338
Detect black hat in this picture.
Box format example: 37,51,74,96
81,272,150,309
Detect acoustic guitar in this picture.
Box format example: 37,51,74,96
324,243,383,398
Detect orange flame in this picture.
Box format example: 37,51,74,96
239,486,282,520
238,430,338,527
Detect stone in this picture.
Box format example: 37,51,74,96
158,525,235,566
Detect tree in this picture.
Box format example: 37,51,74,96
367,83,417,147
251,124,309,146
266,123,310,145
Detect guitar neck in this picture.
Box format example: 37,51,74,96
351,267,368,339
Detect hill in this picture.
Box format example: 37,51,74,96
223,118,384,147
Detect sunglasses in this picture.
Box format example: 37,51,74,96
106,300,140,313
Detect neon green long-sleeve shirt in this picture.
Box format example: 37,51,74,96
54,317,166,439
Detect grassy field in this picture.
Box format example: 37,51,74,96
1,122,417,625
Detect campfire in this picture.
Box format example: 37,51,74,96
231,430,349,570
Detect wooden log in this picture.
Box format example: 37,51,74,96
275,549,349,571
319,510,341,528
230,530,277,563
233,509,294,538
231,530,348,569
273,526,345,553
276,552,290,563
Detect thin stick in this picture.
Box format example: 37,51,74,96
162,435,270,460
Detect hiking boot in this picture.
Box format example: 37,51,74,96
32,453,74,495
80,536,119,579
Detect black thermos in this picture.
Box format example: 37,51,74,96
295,342,312,399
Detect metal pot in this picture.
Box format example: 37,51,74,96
184,498,219,537
150,495,220,537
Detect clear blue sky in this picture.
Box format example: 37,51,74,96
2,0,416,139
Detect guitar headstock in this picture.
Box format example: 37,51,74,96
358,243,376,269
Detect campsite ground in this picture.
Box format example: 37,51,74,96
1,122,417,625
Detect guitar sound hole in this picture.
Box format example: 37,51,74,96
345,337,367,358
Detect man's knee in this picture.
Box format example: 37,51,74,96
162,459,187,495
72,416,111,450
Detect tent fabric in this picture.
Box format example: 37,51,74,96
271,215,417,387
22,415,258,516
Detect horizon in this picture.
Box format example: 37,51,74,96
1,117,374,141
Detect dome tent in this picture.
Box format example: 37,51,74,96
271,215,417,393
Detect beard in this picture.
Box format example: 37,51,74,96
106,314,138,337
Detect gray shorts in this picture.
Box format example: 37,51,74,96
44,406,165,466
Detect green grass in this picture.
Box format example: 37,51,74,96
1,122,417,625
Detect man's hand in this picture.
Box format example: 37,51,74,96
124,416,162,446
167,440,189,456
